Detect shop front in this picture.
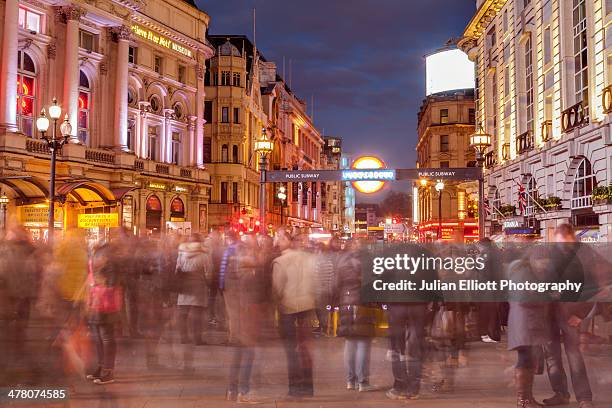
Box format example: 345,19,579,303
145,195,163,234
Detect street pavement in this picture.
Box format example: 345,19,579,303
3,330,612,408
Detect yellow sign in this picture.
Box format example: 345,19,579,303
20,205,62,226
78,213,119,229
148,182,166,191
131,25,193,58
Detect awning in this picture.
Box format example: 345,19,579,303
576,228,600,243
0,176,48,202
111,186,139,200
56,181,115,205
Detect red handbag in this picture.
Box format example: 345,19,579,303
89,284,122,314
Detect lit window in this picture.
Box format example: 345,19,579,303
128,46,137,64
78,71,91,144
232,72,241,87
571,158,596,209
78,30,96,52
440,109,449,123
18,7,41,33
16,51,36,137
154,55,163,74
573,0,588,111
525,36,534,133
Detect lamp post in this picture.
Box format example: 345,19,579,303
36,98,72,244
469,124,492,241
435,180,444,240
277,185,287,226
254,127,273,231
0,194,9,232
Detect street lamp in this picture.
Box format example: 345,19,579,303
36,97,72,244
254,127,273,230
435,180,444,240
277,185,287,226
469,124,492,241
0,194,9,232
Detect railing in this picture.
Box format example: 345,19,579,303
602,85,612,114
516,131,534,154
561,101,588,133
180,168,192,178
156,164,169,175
540,120,552,142
571,195,592,210
26,138,50,154
85,149,115,165
134,159,144,170
484,151,497,168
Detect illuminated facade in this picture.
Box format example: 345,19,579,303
0,0,214,238
415,88,479,241
321,136,345,232
460,0,612,242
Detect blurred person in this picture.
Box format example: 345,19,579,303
335,239,378,392
206,230,224,328
223,233,265,403
86,243,124,384
219,230,241,344
542,224,594,408
111,228,140,338
272,229,317,398
312,238,341,336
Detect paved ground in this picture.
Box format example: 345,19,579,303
3,328,612,408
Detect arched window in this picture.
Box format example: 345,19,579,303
571,158,596,209
145,195,162,233
78,71,91,144
170,197,185,220
232,145,239,163
525,176,538,216
221,144,229,162
17,51,36,137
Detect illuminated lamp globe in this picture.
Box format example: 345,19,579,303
36,109,50,133
254,128,273,155
48,97,62,120
469,124,492,155
60,114,72,137
435,180,445,192
351,156,386,194
0,195,9,205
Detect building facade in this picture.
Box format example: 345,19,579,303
415,88,479,241
0,0,214,239
459,0,612,242
321,135,345,232
341,153,356,235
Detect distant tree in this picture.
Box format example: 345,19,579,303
378,190,411,218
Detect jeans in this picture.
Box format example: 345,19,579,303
388,304,427,395
178,305,204,344
90,322,117,370
544,311,592,402
344,338,372,385
279,311,314,396
228,346,255,395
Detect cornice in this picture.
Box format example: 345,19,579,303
459,0,508,52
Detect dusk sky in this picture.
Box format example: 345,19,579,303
197,0,476,198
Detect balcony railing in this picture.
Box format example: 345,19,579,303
180,168,192,178
603,85,612,114
155,164,169,175
484,151,497,168
134,159,144,170
561,101,588,133
25,138,50,154
571,195,592,210
516,131,534,154
85,148,115,165
540,120,552,142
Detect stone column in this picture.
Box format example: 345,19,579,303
62,6,84,143
188,115,197,165
0,0,19,132
113,26,130,151
138,102,149,158
162,109,173,163
195,63,205,167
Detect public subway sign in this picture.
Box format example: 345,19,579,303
131,25,193,58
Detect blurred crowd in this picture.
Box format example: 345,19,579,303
0,224,610,407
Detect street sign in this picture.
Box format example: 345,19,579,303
384,223,406,234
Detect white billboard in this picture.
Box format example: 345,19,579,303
425,48,475,96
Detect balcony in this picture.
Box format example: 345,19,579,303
484,151,497,169
516,131,534,154
602,85,612,114
85,148,115,165
561,101,588,133
25,138,51,155
132,158,196,180
540,120,552,142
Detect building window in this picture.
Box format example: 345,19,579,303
127,118,135,151
525,35,534,133
128,46,137,64
221,144,229,162
232,72,241,87
154,55,163,74
571,158,596,209
221,71,230,86
491,188,502,220
440,161,450,168
543,27,552,65
221,107,229,123
504,67,510,98
78,30,96,52
78,70,91,145
232,145,239,163
440,135,449,152
18,7,41,33
171,132,181,165
232,182,239,203
148,126,158,161
220,182,228,204
233,107,240,123
525,176,538,216
178,64,186,83
204,101,213,123
487,25,496,48
491,72,498,136
440,109,449,124
203,137,212,163
212,70,218,86
503,10,508,32
573,0,588,112
16,51,36,137
468,108,475,124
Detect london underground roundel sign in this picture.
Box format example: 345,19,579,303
351,156,386,194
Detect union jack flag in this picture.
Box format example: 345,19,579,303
517,182,527,215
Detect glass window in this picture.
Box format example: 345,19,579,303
544,27,552,65
221,107,229,123
468,108,475,124
78,30,96,52
78,71,90,144
16,51,36,137
221,144,229,162
233,107,239,124
525,36,534,133
573,0,588,112
232,145,239,163
204,101,213,123
440,109,449,123
571,158,596,209
18,7,41,33
148,126,158,161
232,72,241,87
154,55,163,74
220,182,228,204
440,161,450,168
128,46,137,64
221,71,230,86
232,182,239,203
171,132,180,165
178,64,186,83
203,137,212,163
440,135,449,152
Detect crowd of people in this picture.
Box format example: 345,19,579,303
0,223,610,407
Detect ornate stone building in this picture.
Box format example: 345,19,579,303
459,0,612,242
0,0,214,239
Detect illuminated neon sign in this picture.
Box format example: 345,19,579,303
341,170,395,181
351,156,388,194
131,25,193,58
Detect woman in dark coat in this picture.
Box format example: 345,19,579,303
335,240,378,392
